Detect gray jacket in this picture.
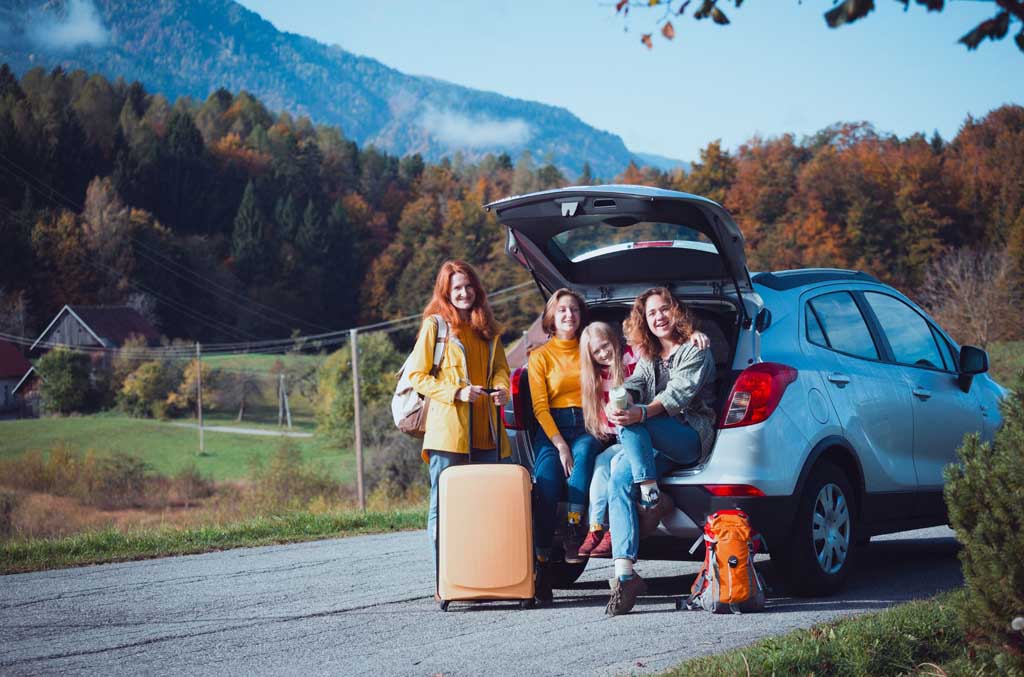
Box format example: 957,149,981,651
623,343,717,458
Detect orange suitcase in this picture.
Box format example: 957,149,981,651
436,462,535,610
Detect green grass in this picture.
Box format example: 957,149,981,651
200,407,317,433
0,508,427,574
0,415,353,482
665,589,973,676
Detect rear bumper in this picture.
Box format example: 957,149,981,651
654,485,797,559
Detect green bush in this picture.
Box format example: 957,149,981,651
315,332,403,443
945,372,1024,675
247,441,341,512
36,347,93,414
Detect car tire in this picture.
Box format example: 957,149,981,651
773,461,857,597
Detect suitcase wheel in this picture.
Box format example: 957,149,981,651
438,600,450,612
519,598,535,610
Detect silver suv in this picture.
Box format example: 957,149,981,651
486,185,1006,596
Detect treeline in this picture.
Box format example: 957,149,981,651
0,63,1022,345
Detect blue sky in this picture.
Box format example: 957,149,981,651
237,1,1023,163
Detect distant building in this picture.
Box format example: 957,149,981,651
12,366,41,418
0,339,31,413
30,305,161,354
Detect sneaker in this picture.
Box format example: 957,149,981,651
605,573,647,616
589,530,613,558
577,529,605,558
638,491,675,538
535,561,553,604
563,521,588,564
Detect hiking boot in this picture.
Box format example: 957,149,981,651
605,573,647,616
638,491,675,538
589,530,613,558
535,561,553,604
563,521,588,564
577,529,605,558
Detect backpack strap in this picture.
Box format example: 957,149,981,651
429,314,448,376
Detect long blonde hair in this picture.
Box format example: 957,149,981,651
580,322,625,441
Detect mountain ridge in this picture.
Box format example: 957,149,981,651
0,0,685,177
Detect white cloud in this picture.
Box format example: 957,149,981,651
420,106,531,148
27,0,110,51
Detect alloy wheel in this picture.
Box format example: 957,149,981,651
812,482,850,575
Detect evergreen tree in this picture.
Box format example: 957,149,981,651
232,180,267,280
297,198,326,261
577,161,594,185
274,194,300,242
159,108,209,233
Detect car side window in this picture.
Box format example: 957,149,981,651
805,304,828,347
932,326,959,372
863,292,945,370
807,292,879,360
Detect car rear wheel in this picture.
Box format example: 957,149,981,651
773,461,857,596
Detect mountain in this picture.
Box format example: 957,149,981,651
0,0,638,178
632,151,691,174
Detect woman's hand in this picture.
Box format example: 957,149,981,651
456,385,487,403
607,404,643,427
556,441,574,477
690,331,711,351
490,387,509,407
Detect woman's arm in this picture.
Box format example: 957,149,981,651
653,345,715,417
406,318,460,404
490,340,511,407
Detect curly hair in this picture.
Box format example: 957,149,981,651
422,260,500,340
623,287,694,360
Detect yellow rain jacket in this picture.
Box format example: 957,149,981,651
407,317,512,462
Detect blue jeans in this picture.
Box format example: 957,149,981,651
427,448,501,549
532,407,604,552
609,416,701,562
588,444,623,528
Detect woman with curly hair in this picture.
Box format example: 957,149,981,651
602,287,717,616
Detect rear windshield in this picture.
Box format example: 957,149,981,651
551,221,718,262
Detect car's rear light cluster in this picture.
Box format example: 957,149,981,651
703,484,766,497
719,362,798,429
503,367,528,430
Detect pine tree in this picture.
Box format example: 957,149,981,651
274,194,300,241
577,161,594,185
232,180,267,280
297,198,326,261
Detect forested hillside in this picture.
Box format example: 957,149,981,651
0,0,637,178
0,64,1021,347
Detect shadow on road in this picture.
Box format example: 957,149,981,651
550,532,962,613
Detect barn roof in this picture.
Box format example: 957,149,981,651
0,339,31,379
31,305,161,351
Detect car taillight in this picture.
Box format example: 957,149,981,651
503,367,527,430
719,362,797,428
703,484,766,497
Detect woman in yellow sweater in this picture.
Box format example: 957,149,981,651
528,288,603,602
407,260,510,554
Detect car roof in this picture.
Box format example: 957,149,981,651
752,269,880,291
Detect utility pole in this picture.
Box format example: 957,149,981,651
196,342,204,455
282,374,293,430
350,328,364,511
278,372,284,427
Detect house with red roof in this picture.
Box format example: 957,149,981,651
0,339,32,412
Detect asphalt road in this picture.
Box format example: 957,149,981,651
0,526,962,676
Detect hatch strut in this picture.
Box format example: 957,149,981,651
712,213,750,330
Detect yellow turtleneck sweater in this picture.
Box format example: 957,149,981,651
527,336,582,440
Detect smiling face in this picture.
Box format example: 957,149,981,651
449,272,476,313
553,295,581,339
589,336,616,367
645,293,673,340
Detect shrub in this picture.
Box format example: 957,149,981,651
945,372,1024,674
119,359,182,418
315,332,403,442
247,441,341,512
0,490,19,539
77,453,153,509
36,347,92,414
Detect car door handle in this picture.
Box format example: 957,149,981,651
827,372,851,386
912,387,933,400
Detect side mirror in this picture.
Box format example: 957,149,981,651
957,345,989,392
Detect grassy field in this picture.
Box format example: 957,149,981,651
1,508,427,574
988,340,1024,386
0,414,353,482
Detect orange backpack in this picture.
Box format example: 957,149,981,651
680,509,766,614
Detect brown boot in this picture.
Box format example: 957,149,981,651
605,574,647,616
637,491,675,538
